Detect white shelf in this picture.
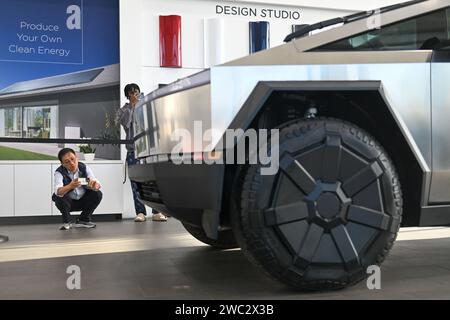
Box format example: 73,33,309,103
0,160,122,164
0,162,124,217
0,165,14,217
14,164,52,216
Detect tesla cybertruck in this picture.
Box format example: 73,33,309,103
129,0,450,290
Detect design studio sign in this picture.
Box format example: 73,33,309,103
215,4,301,20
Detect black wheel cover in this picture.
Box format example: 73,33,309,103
234,119,402,290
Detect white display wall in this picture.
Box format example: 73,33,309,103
120,0,354,95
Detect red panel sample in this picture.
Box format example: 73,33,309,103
159,15,182,68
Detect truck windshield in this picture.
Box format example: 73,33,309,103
312,7,450,51
284,0,428,42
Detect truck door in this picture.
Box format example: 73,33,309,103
429,50,450,204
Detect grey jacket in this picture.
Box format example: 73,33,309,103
116,103,135,151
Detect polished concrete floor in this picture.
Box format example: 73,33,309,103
1,218,450,299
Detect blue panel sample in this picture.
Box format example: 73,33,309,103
249,21,270,54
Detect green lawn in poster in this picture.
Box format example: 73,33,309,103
0,146,57,160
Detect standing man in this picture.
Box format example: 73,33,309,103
52,148,102,230
117,83,167,222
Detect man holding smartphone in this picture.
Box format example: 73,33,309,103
117,83,167,222
52,148,103,230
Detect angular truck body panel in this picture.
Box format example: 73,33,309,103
130,0,450,238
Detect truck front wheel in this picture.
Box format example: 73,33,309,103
232,118,402,290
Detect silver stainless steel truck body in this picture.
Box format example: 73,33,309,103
129,0,450,290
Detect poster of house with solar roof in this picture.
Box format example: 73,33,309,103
0,0,120,160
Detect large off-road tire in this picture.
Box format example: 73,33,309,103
182,222,239,249
232,118,402,290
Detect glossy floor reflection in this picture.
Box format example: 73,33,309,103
1,219,450,299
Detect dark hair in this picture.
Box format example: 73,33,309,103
58,148,76,162
124,83,140,99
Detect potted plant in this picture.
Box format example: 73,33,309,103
95,108,121,159
78,143,96,161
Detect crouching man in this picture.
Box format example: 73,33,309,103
52,148,103,230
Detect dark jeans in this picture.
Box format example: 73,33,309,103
54,190,103,223
126,151,158,215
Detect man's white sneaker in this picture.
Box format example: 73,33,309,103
59,223,71,231
134,213,146,222
152,213,168,222
74,220,96,228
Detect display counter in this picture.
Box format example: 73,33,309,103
0,160,124,217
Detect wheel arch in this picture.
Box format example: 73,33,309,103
221,81,427,227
